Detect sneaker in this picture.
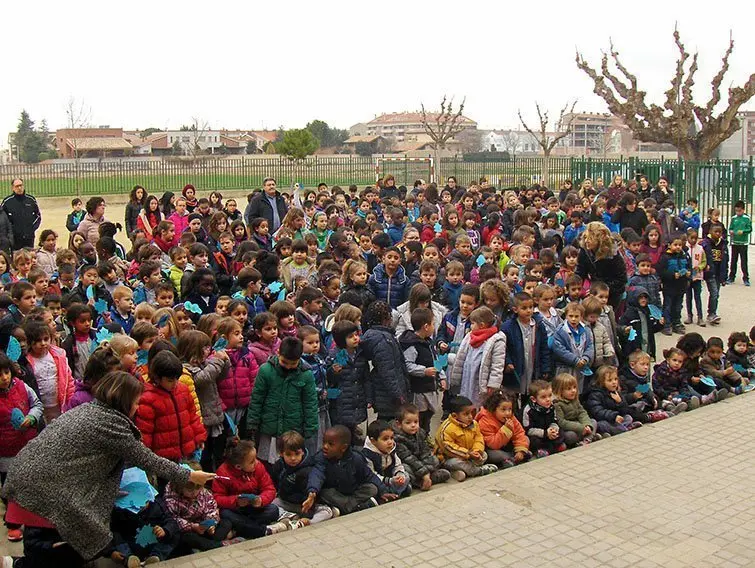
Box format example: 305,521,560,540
592,433,603,441
329,506,340,518
353,497,379,513
687,396,701,410
450,470,466,482
554,443,567,453
6,529,22,542
670,402,688,415
600,432,611,438
684,315,693,325
626,422,643,430
742,384,755,393
672,324,686,334
290,519,310,530
710,314,721,325
661,399,675,411
2,558,20,568
144,557,160,566
727,277,735,284
430,469,451,484
221,537,246,546
479,464,499,475
697,316,707,327
647,410,668,423
745,280,751,287
266,519,292,535
499,458,516,469
661,327,673,336
701,393,715,405
536,449,550,459
715,388,730,402
127,556,141,568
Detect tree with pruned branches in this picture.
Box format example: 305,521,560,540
420,96,467,182
576,28,755,162
517,101,577,187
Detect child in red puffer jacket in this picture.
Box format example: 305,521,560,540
135,351,206,462
216,318,258,438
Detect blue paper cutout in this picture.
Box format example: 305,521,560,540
93,299,108,315
476,254,486,267
135,525,159,547
582,366,593,376
635,383,651,393
189,448,202,463
627,328,637,341
700,376,717,387
95,328,113,345
10,408,25,429
184,301,202,315
115,468,158,514
157,314,170,328
334,349,350,366
239,493,258,501
327,387,342,399
136,349,149,366
225,413,238,437
433,222,442,233
86,285,95,301
6,336,21,362
278,289,287,301
267,281,283,294
448,341,460,349
434,354,448,371
648,304,663,320
199,519,218,528
213,337,228,351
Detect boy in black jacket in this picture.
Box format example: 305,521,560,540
303,426,397,516
393,404,450,490
521,380,565,458
619,286,663,362
270,431,336,525
361,420,411,498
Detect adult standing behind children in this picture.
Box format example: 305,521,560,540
1,371,215,567
576,222,627,309
76,197,109,246
245,177,288,234
2,178,41,250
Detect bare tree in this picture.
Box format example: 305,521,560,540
576,28,755,161
498,130,522,156
65,97,92,197
517,101,577,186
186,116,211,159
420,95,467,182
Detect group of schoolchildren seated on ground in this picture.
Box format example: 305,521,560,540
1,173,754,566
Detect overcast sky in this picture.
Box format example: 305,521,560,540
2,0,753,147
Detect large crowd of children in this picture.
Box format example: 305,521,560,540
1,174,754,565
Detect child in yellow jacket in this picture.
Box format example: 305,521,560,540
434,396,499,482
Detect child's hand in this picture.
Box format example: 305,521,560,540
690,375,701,383
576,359,586,369
332,364,342,374
438,342,449,354
610,392,622,403
615,415,624,424
302,492,317,513
421,474,432,491
380,493,399,503
469,450,482,461
440,379,447,391
207,525,216,536
583,425,592,436
393,474,406,487
111,552,125,562
634,391,643,400
102,312,112,324
251,497,262,508
237,496,252,508
424,367,437,377
514,451,526,463
675,272,680,279
724,367,734,376
192,523,207,534
19,416,34,430
153,525,166,540
505,364,515,373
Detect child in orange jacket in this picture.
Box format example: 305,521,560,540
475,391,530,468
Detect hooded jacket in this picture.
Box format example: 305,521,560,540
360,437,407,487
399,330,439,394
500,316,552,390
392,426,438,481
701,234,729,283
434,415,484,462
619,286,663,360
218,345,258,411
585,386,630,423
658,247,692,296
475,407,529,454
183,357,229,428
367,263,410,310
360,325,411,417
576,244,628,309
247,356,318,439
326,348,369,427
213,459,276,510
307,447,389,497
652,360,693,401
553,397,593,435
551,321,595,387
449,327,507,397
270,450,316,504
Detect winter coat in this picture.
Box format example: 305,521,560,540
137,209,161,240
326,348,369,427
551,322,595,386
610,206,648,236
168,211,190,237
652,360,693,401
392,426,438,480
700,355,743,386
164,485,220,533
701,235,729,283
26,345,75,411
247,356,319,438
447,249,475,280
360,325,411,417
244,191,289,231
135,382,206,461
522,402,561,442
1,401,191,559
449,329,507,396
475,407,529,454
62,329,97,381
0,378,42,457
124,202,143,237
657,209,686,242
360,437,407,487
501,316,552,389
658,249,692,296
619,364,656,410
76,213,105,246
307,448,389,496
106,495,179,557
729,213,752,246
69,281,114,310
727,349,755,380
63,380,94,412
585,387,629,423
576,245,628,309
619,286,663,360
218,346,258,410
553,397,593,435
628,273,662,307
587,321,617,368
35,248,56,278
184,357,229,428
249,339,281,369
367,263,410,310
393,300,447,338
280,256,316,292
177,369,202,425
434,415,484,462
1,192,41,249
399,330,440,394
213,460,276,510
270,451,316,504
340,284,376,313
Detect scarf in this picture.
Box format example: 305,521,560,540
469,325,498,348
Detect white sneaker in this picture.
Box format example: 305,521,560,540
450,470,466,482
266,519,292,535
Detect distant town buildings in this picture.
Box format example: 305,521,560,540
717,111,755,160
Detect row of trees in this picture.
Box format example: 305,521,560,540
14,111,55,163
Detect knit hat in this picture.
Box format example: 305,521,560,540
188,213,202,223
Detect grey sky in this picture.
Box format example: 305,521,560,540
2,0,753,146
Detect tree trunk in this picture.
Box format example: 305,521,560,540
542,151,551,188
433,147,440,184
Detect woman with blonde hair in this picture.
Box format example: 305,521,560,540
575,222,627,309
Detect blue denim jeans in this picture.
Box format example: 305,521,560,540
705,277,720,317
663,291,685,327
685,280,703,318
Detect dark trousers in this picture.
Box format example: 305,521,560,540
200,427,228,473
419,411,433,434
685,280,703,318
319,483,377,515
730,244,749,281
15,527,86,568
663,291,684,327
220,504,279,539
173,519,232,555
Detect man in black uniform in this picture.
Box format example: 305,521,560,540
2,178,41,250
